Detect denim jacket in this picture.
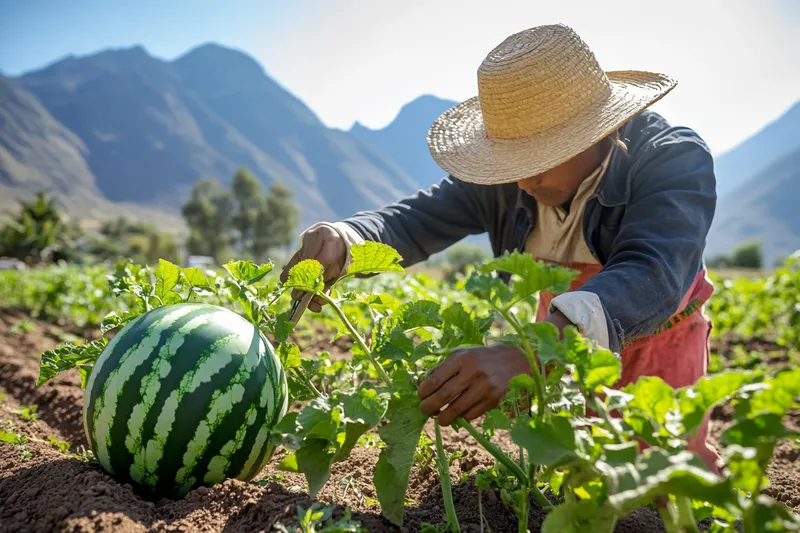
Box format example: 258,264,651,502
341,110,717,352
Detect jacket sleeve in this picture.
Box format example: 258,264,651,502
578,129,717,352
340,176,493,267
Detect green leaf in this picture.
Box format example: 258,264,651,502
100,312,127,334
354,292,402,313
464,273,513,308
154,258,180,298
481,409,511,433
161,292,183,306
333,385,389,461
335,386,389,427
283,438,337,497
479,251,576,302
509,374,537,395
224,260,274,285
0,430,25,445
285,259,325,292
511,417,578,468
374,370,428,526
580,348,622,393
181,267,210,288
722,414,800,451
541,499,617,533
751,495,800,531
277,452,299,472
440,303,491,349
296,397,341,442
598,449,735,515
528,321,561,364
274,311,295,343
38,339,108,388
277,342,301,370
374,325,415,362
396,300,442,330
748,368,800,417
47,435,71,454
723,445,765,494
347,242,404,276
678,371,754,436
623,376,676,426
602,442,639,466
16,406,38,421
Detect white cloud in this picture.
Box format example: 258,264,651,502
250,0,799,154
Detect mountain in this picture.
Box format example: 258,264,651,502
713,102,800,197
707,145,800,264
172,44,418,219
11,44,417,228
0,74,99,205
350,95,457,188
0,74,179,225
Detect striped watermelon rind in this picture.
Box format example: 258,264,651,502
83,303,288,498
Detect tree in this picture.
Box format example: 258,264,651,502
231,168,262,255
91,217,178,265
730,241,763,269
253,183,299,261
0,191,71,263
182,179,233,262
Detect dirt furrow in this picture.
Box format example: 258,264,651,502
4,309,796,532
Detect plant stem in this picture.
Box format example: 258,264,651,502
525,462,552,512
453,419,528,485
529,482,552,511
512,391,527,473
518,485,530,533
498,309,546,418
435,423,461,533
293,368,324,398
675,496,700,533
589,396,625,441
657,499,680,533
320,293,392,387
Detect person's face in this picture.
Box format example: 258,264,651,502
516,162,586,206
516,141,607,206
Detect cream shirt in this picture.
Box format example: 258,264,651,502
523,146,615,349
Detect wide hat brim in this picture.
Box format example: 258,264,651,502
427,71,676,185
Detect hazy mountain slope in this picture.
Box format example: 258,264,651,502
707,145,800,264
350,94,457,188
714,101,800,197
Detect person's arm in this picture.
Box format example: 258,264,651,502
556,128,716,353
325,176,495,267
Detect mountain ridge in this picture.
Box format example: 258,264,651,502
7,43,418,229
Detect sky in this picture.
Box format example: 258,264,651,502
1,0,798,155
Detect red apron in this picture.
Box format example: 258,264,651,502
535,260,722,474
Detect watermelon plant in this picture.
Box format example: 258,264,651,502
31,245,800,532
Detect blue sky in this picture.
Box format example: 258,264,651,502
1,0,798,155
0,0,310,74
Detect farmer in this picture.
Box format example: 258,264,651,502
281,24,719,470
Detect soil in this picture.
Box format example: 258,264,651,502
0,310,797,533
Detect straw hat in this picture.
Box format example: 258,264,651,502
427,24,676,184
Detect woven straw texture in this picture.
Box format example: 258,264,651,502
427,24,676,184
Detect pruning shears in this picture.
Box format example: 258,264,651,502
289,291,314,324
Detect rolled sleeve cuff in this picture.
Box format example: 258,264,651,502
548,291,611,350
300,221,365,270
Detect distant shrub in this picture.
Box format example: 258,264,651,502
708,241,763,270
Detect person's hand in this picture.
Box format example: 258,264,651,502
280,225,347,312
418,345,530,426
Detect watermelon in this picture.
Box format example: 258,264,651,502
83,303,288,497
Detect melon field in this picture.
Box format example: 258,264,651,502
0,245,798,533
